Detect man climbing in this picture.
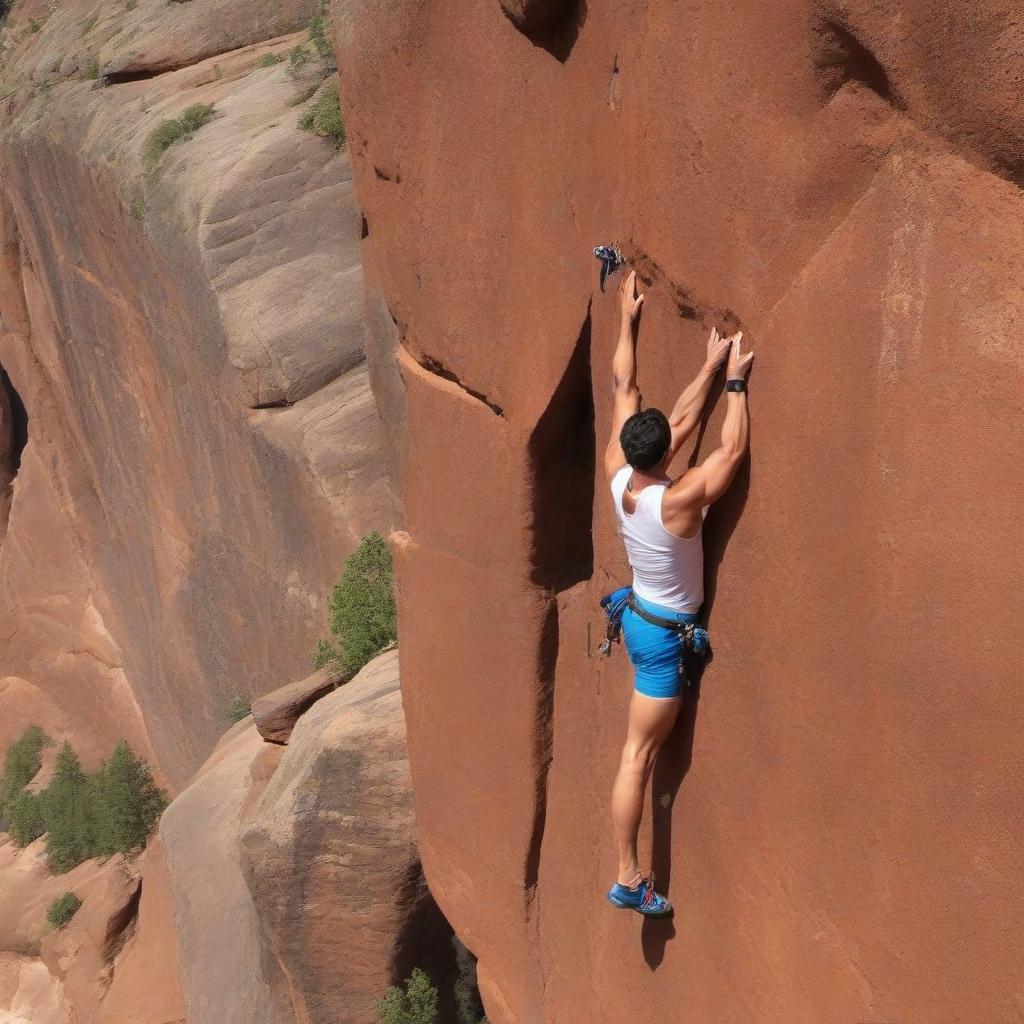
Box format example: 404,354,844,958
604,269,753,917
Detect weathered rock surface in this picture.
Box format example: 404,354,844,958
0,837,155,1024
0,0,391,789
241,648,452,1024
337,3,1024,1021
100,837,187,1024
251,665,348,744
160,719,289,1024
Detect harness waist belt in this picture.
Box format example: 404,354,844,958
626,594,698,632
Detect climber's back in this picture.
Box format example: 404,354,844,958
610,465,704,615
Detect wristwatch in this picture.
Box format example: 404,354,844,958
726,379,747,393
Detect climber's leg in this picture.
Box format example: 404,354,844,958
611,689,681,886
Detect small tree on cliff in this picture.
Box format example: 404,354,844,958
92,741,167,857
42,742,96,873
8,791,46,848
376,968,439,1024
323,531,397,674
0,725,51,828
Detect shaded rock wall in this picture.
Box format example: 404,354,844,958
0,0,391,788
337,2,1024,1021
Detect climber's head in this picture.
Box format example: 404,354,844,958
620,409,671,472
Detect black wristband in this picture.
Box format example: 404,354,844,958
726,379,747,393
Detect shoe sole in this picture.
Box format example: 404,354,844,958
606,893,673,918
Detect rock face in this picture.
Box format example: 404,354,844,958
241,648,452,1024
0,0,391,789
251,665,348,744
337,3,1024,1022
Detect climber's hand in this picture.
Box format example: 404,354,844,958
726,332,754,380
620,270,644,326
705,327,731,371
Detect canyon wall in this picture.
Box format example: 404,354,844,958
337,2,1024,1021
0,0,391,789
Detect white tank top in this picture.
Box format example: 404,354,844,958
611,465,704,614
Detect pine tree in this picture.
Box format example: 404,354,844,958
92,741,167,857
42,742,96,873
376,968,439,1024
328,531,397,674
9,791,45,847
0,725,50,828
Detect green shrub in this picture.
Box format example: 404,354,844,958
256,51,283,68
28,16,40,31
312,639,340,671
125,0,137,10
308,0,331,58
376,968,438,1024
91,741,166,857
453,937,487,1024
324,532,397,674
298,83,344,146
46,891,81,928
9,791,45,847
84,56,99,80
286,44,311,77
1,725,50,828
144,102,215,162
224,693,251,723
42,742,96,873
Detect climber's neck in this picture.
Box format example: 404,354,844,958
628,465,670,491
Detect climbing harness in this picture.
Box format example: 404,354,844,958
593,243,624,292
598,586,710,680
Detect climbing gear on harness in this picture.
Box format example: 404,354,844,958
606,875,673,918
593,243,624,292
626,593,709,656
598,586,632,655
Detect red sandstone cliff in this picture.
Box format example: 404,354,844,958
337,2,1024,1021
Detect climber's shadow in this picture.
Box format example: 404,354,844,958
641,394,750,969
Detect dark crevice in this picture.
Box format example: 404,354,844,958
524,598,558,897
391,861,461,1023
104,63,188,84
103,879,142,961
360,214,369,239
812,15,906,110
418,355,504,416
374,165,400,184
502,0,587,64
527,308,594,590
1,367,28,476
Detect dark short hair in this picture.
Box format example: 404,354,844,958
620,409,670,471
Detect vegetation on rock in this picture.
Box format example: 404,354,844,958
376,968,439,1024
47,891,82,928
314,531,397,674
0,729,166,872
225,692,252,723
0,724,50,828
299,83,345,147
256,51,283,68
145,103,215,162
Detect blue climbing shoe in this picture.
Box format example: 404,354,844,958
606,876,673,918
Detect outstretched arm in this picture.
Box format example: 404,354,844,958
670,334,754,507
604,270,644,480
665,327,732,463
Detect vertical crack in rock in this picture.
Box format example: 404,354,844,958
811,13,906,110
0,365,28,478
103,879,143,961
524,308,595,912
527,308,595,591
525,598,558,902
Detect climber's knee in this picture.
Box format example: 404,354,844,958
620,738,660,779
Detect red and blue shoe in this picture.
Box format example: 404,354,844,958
607,876,673,917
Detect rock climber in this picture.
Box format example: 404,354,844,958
604,269,753,917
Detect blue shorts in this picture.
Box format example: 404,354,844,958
622,593,701,699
